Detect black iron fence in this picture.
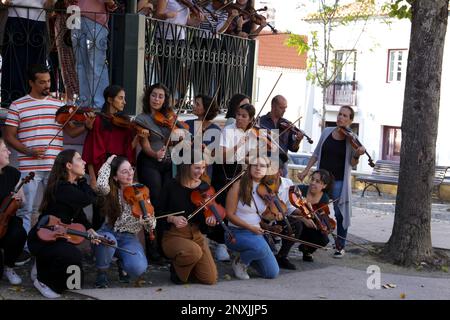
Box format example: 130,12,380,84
0,5,256,113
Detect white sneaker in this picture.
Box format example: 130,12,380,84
5,267,22,285
232,255,250,280
215,243,231,261
33,279,61,299
31,261,37,282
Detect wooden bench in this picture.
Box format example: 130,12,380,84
356,160,448,198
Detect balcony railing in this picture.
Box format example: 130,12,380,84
144,18,254,111
325,81,357,106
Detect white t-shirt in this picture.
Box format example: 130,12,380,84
277,177,297,216
8,0,46,22
219,123,258,164
229,181,266,228
157,0,190,40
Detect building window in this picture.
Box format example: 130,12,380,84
387,49,407,83
382,126,401,161
335,50,357,82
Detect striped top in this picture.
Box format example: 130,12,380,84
5,95,64,172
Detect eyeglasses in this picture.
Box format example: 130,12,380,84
118,167,135,175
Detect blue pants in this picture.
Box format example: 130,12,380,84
94,224,147,279
71,17,109,108
331,180,348,250
225,227,279,279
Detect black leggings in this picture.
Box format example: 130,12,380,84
137,153,173,210
137,153,173,258
0,216,27,267
277,216,330,258
28,227,84,294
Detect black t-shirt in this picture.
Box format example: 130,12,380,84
319,134,346,181
0,166,21,205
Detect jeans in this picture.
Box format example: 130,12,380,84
16,171,49,250
72,17,109,108
331,180,348,250
225,227,279,279
94,224,148,279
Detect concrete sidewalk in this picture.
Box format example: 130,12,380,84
76,265,450,300
74,193,450,300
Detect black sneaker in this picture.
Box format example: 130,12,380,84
276,256,297,270
169,264,185,285
117,261,130,283
302,252,314,262
15,251,31,266
95,271,109,288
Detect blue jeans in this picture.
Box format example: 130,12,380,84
331,180,348,250
225,227,279,279
94,224,148,278
16,171,49,250
71,17,109,108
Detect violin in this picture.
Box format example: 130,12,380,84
279,119,313,144
249,125,273,150
0,172,34,239
337,126,375,168
55,105,153,138
153,109,190,131
256,178,294,236
36,215,136,254
122,183,156,240
190,183,236,243
288,185,336,235
37,215,116,245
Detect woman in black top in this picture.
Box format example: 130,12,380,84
158,151,218,285
27,149,99,298
0,138,27,285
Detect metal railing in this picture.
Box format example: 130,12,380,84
325,80,357,106
144,18,255,112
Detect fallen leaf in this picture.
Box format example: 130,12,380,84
382,285,390,289
318,295,327,299
8,286,24,292
400,293,406,299
155,288,163,292
223,274,232,281
387,283,397,288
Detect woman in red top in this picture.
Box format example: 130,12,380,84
82,85,138,230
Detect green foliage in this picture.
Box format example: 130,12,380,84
285,34,309,55
384,0,413,20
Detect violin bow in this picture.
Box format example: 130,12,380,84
156,210,185,220
187,169,246,221
263,230,328,250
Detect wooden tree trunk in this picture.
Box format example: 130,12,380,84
383,0,448,266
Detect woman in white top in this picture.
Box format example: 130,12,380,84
224,156,279,280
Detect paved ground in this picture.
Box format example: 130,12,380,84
1,191,449,300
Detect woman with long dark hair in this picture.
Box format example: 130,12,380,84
135,83,181,262
82,85,138,230
93,155,155,288
27,149,99,298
